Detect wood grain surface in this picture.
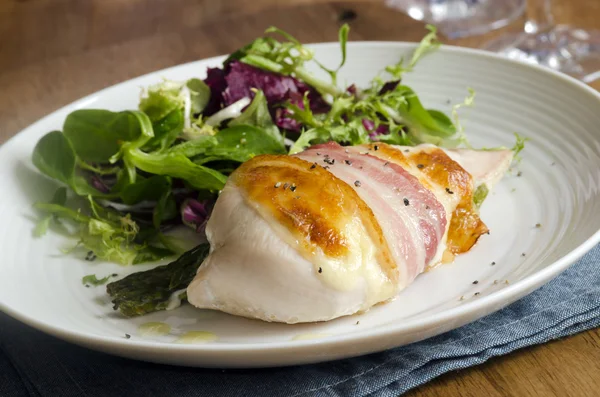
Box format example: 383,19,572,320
2,0,600,395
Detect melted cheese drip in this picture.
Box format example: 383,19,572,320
166,288,187,311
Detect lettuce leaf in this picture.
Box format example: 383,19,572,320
139,80,185,122
34,196,174,266
231,26,346,97
228,90,283,145
32,131,106,196
384,24,440,80
289,119,369,154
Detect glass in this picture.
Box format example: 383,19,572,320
484,0,600,83
385,0,526,39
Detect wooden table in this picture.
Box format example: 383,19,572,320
1,0,599,395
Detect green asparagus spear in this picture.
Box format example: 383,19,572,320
106,243,210,317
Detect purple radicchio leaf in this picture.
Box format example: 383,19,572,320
274,91,306,132
90,175,110,194
273,89,331,133
202,67,228,116
223,61,304,105
378,80,400,95
362,119,389,139
274,108,303,131
222,61,330,132
181,198,215,236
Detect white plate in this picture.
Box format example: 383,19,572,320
1,43,600,368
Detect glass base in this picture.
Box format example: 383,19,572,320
484,25,600,83
385,0,526,39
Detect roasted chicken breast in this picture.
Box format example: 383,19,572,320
187,143,512,323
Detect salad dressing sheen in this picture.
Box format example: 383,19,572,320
176,331,218,344
137,322,171,336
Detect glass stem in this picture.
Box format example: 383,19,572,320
524,0,554,33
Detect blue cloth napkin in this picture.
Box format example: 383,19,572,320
2,243,600,397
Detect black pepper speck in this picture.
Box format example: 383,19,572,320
85,251,96,261
354,180,361,187
403,198,410,206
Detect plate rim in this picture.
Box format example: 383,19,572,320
1,41,600,359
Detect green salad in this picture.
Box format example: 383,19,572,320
31,25,484,316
